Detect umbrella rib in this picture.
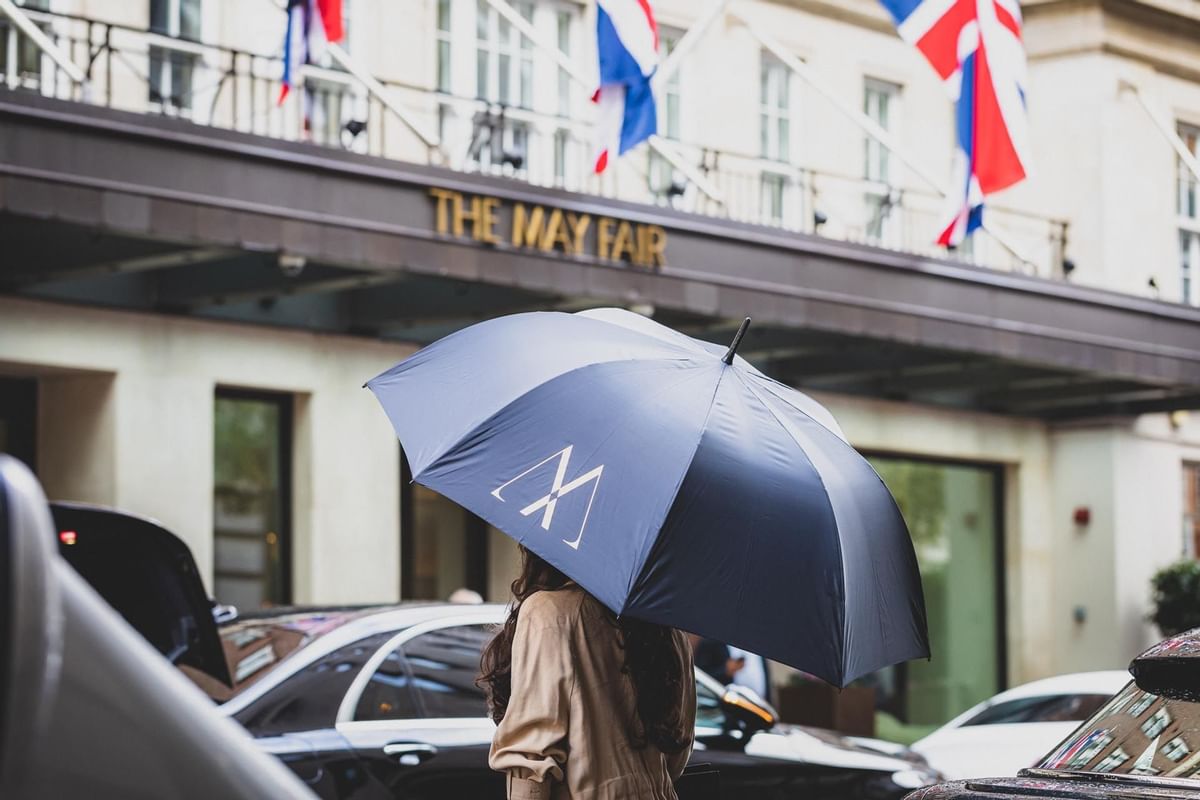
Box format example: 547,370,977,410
735,370,850,682
620,363,730,612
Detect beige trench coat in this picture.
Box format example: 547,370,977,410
488,586,696,800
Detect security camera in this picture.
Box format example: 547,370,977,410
277,252,306,278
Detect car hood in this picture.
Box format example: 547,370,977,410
745,723,930,773
49,502,231,687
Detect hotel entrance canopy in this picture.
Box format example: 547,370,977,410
2,93,1199,420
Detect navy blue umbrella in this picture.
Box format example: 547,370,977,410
366,308,928,687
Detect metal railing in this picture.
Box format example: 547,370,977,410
0,7,1068,277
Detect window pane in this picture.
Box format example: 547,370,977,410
354,647,422,721
519,57,532,108
180,0,202,40
438,40,451,92
963,695,1112,726
498,53,510,103
236,633,392,736
214,394,290,609
149,0,171,35
438,0,452,32
476,48,488,99
405,626,493,718
778,118,789,162
476,0,489,39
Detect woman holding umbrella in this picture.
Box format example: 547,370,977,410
367,308,930,796
479,546,695,799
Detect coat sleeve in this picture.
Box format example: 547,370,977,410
666,629,697,782
488,592,576,800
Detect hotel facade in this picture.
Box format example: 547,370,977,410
1,0,1199,728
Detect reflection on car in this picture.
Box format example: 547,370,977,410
911,671,1128,780
906,631,1200,799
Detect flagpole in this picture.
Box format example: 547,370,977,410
0,0,88,91
730,9,1038,271
263,0,441,152
652,0,733,95
483,0,725,206
1120,80,1200,186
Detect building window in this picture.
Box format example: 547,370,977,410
556,9,572,116
213,390,293,610
1177,124,1200,305
760,54,790,162
149,0,201,112
436,0,452,93
475,0,533,108
761,172,787,225
553,9,574,187
0,0,52,89
1186,462,1200,558
0,376,36,472
864,78,900,243
649,27,683,198
865,457,1004,728
401,453,488,601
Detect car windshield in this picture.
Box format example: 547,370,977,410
962,693,1112,726
1035,680,1200,777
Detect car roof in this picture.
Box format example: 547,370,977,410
985,670,1130,703
218,603,507,714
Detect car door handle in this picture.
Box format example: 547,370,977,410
382,742,438,766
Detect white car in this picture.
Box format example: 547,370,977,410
911,670,1128,780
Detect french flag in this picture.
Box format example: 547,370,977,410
879,0,1031,247
279,0,344,104
593,0,659,174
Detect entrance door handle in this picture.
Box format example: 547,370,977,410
382,742,438,767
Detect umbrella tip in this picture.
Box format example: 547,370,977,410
722,317,751,365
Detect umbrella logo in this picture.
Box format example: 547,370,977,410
491,445,604,550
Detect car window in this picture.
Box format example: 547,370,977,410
355,625,493,721
695,678,727,733
1037,680,1200,776
962,694,1113,726
235,632,393,736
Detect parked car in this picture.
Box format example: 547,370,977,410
912,671,1129,779
905,634,1200,799
51,502,943,799
0,457,313,800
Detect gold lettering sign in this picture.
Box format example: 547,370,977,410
430,188,666,270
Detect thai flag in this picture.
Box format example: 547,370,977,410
878,0,1031,246
279,0,344,104
593,0,659,174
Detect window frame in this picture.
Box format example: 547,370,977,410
759,53,791,163
335,612,505,725
213,387,294,608
351,623,494,722
474,0,534,108
147,0,203,113
1176,123,1200,306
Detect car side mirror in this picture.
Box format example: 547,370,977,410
1130,631,1200,701
719,685,777,741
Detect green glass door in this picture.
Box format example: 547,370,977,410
867,456,1004,732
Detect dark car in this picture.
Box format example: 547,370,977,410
904,632,1200,799
50,502,943,799
0,457,314,800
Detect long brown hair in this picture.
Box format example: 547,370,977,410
478,547,689,754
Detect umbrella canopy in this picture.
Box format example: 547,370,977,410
366,308,928,687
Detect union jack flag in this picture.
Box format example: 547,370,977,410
879,0,1032,246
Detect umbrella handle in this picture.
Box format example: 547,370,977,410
722,317,752,365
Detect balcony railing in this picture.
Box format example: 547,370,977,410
0,7,1068,277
